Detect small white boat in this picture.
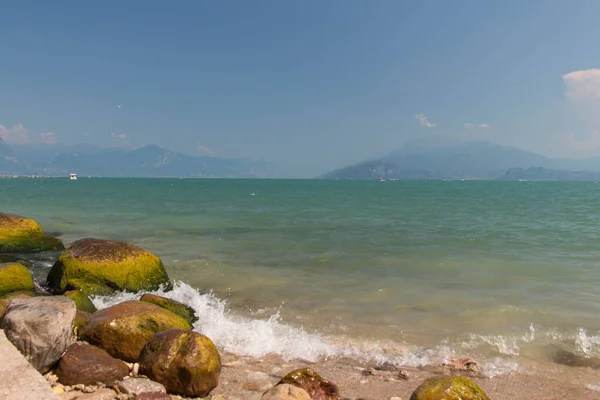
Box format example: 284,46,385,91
69,173,77,180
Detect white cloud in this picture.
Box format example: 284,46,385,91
464,122,490,129
0,123,31,144
196,144,214,156
40,132,57,144
110,132,127,140
415,113,437,128
562,69,600,101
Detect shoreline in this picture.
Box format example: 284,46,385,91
209,350,600,399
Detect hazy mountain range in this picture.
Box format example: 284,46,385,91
5,136,600,180
0,138,273,178
320,136,600,180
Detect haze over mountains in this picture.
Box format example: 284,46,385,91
5,136,600,180
0,138,272,178
320,136,600,180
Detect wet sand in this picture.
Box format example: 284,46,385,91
208,352,600,399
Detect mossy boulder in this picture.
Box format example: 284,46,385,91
0,213,64,253
79,300,192,362
64,278,115,296
140,293,198,325
0,299,8,320
73,310,91,335
63,290,97,313
410,376,489,400
278,368,340,400
47,238,172,295
1,290,38,300
139,329,221,397
0,262,35,297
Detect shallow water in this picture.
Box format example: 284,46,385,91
3,177,600,375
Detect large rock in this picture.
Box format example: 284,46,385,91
0,330,61,400
140,293,198,325
79,300,192,362
0,296,76,373
139,329,221,397
55,342,129,385
0,213,64,253
262,384,312,400
410,376,489,400
0,262,35,296
47,238,171,295
278,368,340,400
63,289,97,313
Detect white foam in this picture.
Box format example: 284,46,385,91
91,281,591,377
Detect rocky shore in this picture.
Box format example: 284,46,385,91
2,212,600,399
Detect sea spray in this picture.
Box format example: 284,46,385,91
91,281,521,376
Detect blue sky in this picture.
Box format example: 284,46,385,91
1,1,600,176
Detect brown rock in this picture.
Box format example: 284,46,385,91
79,300,191,362
278,368,340,400
54,343,129,386
139,329,221,397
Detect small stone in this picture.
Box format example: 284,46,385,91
375,362,397,372
360,379,368,384
73,384,86,391
54,386,65,394
83,385,98,393
131,363,140,376
118,377,167,395
390,397,402,400
398,370,410,380
261,383,311,400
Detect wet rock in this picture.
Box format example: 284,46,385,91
117,377,166,395
63,290,98,313
139,329,221,397
54,343,129,385
0,296,76,373
262,383,312,400
278,368,340,400
47,238,171,295
79,300,191,362
374,362,397,372
73,310,91,335
140,293,198,324
0,213,64,253
409,376,489,400
0,330,61,400
550,346,600,369
0,262,35,296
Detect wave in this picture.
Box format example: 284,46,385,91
91,281,600,378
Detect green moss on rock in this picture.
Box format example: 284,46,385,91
63,290,97,313
140,293,198,325
410,376,489,400
73,310,91,336
47,238,172,295
79,300,192,362
139,329,221,397
65,279,115,296
1,290,39,300
0,262,35,296
0,299,8,320
0,213,64,253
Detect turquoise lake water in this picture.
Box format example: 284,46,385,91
3,177,600,375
